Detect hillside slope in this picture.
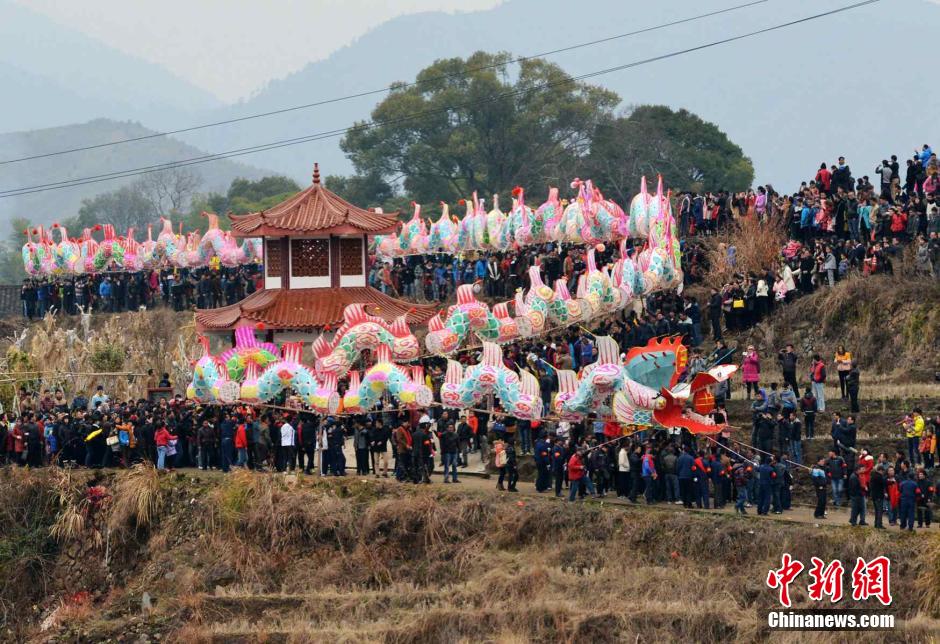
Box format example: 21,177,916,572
734,273,940,382
4,469,938,642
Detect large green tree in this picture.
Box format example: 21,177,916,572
0,217,31,283
339,52,619,204
70,184,157,234
587,105,754,201
323,172,394,211
184,175,302,230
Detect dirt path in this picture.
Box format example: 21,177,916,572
371,471,918,531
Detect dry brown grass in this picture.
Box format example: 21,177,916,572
1,308,197,401
916,531,940,618
107,463,165,539
704,216,789,288
737,272,940,379
5,470,940,643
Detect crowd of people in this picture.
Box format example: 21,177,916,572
368,150,940,342
5,144,940,532
19,265,262,319
1,350,938,531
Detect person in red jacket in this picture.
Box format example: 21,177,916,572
890,209,908,236
154,424,177,471
567,449,596,502
857,449,874,492
693,451,710,509
815,163,832,194
11,422,25,466
234,421,249,468
885,467,900,526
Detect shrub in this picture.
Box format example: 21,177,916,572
703,216,788,288
90,342,125,372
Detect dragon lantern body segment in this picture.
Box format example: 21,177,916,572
440,343,542,420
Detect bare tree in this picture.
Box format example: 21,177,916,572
136,167,202,215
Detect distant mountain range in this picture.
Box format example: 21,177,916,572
0,120,267,226
2,0,940,226
0,0,220,131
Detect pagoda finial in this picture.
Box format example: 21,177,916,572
312,163,320,185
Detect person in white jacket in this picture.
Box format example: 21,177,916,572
755,278,770,320
822,249,837,287
780,262,797,292
279,420,295,472
616,444,631,498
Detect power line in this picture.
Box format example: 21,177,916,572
0,0,770,166
0,0,881,199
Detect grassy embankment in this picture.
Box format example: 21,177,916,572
2,466,939,643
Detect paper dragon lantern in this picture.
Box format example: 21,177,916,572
341,346,433,413
612,239,641,302
509,186,541,246
429,202,459,253
554,336,625,418
219,325,280,381
24,213,261,276
628,176,653,239
239,361,261,402
440,342,542,419
576,248,624,317
253,342,333,411
50,224,81,274
612,336,736,434
537,187,564,242
425,284,500,355
309,372,341,414
312,304,421,377
187,336,226,402
22,226,56,277
514,273,549,337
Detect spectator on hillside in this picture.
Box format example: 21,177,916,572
740,345,760,400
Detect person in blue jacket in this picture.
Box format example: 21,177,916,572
918,144,933,168
898,475,919,531
800,201,816,241
98,277,113,312
533,435,552,492
641,446,657,504
677,447,695,508
709,451,724,508
757,457,774,515
551,440,568,498
474,256,487,284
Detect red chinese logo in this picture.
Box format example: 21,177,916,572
851,556,892,606
768,555,892,607
807,557,844,603
766,553,805,608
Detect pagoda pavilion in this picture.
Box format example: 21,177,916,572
195,164,436,339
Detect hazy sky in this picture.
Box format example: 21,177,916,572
14,0,504,102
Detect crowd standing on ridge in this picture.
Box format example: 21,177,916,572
19,265,261,319
2,348,938,531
